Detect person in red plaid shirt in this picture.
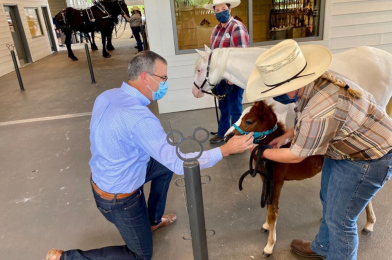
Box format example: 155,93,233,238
203,0,249,144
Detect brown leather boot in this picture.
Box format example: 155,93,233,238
46,249,64,260
290,239,325,259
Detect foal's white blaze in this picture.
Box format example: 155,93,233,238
224,106,252,137
224,101,292,137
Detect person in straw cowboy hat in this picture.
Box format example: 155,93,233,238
247,39,392,260
204,0,250,144
124,6,143,52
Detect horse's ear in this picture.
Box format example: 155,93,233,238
204,44,211,53
195,49,207,59
255,101,263,109
254,101,266,115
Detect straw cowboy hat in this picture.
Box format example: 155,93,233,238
246,39,332,102
204,0,241,10
132,6,140,11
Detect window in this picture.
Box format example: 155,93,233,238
252,0,323,44
172,0,248,51
24,8,43,38
171,0,324,53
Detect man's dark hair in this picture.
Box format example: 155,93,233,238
127,51,167,81
213,4,230,11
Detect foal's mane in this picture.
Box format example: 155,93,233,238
194,48,231,85
249,101,286,134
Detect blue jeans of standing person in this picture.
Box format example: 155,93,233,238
131,26,143,52
310,151,392,260
60,157,174,260
216,80,244,138
80,32,85,43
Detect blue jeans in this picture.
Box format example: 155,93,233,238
80,32,87,43
61,158,173,260
310,151,392,260
131,26,143,52
216,80,244,138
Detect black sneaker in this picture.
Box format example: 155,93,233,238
209,135,224,144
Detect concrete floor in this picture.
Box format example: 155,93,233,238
0,36,392,260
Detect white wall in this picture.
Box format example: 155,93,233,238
125,0,144,5
66,0,92,9
0,0,55,77
48,0,66,17
145,0,392,114
329,0,392,54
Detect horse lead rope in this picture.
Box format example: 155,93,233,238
239,144,274,208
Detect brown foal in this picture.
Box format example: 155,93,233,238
226,101,376,257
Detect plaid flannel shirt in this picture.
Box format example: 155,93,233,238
210,17,249,49
290,72,392,160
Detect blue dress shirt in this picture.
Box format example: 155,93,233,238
90,82,223,193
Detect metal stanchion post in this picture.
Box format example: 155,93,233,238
184,160,209,260
6,44,25,91
84,43,96,83
167,128,213,260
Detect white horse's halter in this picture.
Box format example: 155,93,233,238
193,50,232,100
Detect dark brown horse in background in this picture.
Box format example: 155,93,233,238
226,101,376,257
55,0,129,60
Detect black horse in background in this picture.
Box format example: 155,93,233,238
55,0,129,60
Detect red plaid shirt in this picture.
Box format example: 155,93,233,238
210,17,249,50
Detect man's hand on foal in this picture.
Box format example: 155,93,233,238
220,133,254,157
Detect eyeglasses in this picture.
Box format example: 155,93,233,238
149,73,168,84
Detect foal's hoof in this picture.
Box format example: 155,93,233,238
103,53,111,58
69,56,78,61
262,251,272,258
260,227,268,233
91,47,98,51
107,47,115,51
361,228,372,235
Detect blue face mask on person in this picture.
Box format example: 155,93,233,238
147,75,168,101
215,9,230,23
273,90,299,105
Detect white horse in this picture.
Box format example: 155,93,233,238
192,45,392,256
192,45,392,130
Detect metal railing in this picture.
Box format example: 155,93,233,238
167,127,214,260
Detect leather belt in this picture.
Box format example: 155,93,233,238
91,178,138,200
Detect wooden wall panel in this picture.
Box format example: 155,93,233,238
0,0,53,78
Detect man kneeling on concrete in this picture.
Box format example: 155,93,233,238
46,51,254,260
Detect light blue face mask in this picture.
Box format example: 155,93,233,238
147,75,168,100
